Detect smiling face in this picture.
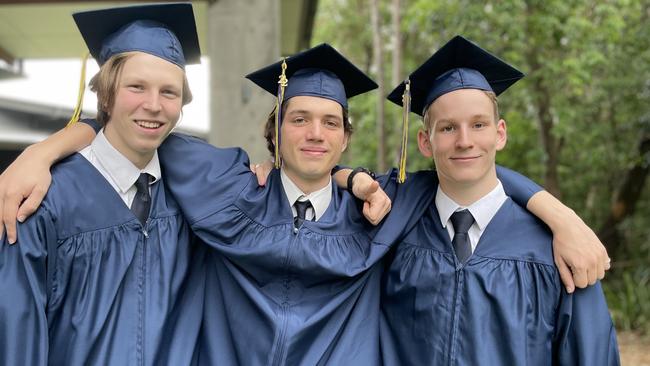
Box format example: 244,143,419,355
102,52,185,168
418,88,507,203
278,95,349,193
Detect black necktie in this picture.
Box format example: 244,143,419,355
450,209,474,264
131,173,151,226
293,200,312,229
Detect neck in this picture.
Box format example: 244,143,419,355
438,172,498,206
282,168,330,194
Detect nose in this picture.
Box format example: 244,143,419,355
306,120,324,141
455,126,473,149
143,91,162,113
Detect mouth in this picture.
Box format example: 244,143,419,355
134,119,164,130
450,155,481,162
301,147,328,156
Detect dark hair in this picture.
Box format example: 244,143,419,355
263,98,353,157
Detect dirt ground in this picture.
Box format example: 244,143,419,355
619,331,650,365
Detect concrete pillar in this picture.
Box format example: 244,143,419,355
207,0,279,162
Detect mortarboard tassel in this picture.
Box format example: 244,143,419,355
274,58,289,169
66,53,90,128
397,78,411,183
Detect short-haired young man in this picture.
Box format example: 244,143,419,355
380,36,619,365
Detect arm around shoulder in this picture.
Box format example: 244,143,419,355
0,122,96,243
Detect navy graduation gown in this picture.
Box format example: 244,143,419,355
379,171,619,366
0,154,206,366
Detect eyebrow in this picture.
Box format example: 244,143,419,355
471,114,492,120
435,114,492,123
285,110,342,121
285,109,311,115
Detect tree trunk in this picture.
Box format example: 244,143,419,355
391,0,402,87
370,0,386,171
523,4,562,199
598,129,650,257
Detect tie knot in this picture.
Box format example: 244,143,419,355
450,209,474,235
135,173,151,192
294,200,312,221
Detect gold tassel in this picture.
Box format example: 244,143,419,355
274,58,288,169
66,53,90,128
397,78,411,183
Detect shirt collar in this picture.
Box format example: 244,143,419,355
435,180,507,231
280,168,332,220
92,129,161,194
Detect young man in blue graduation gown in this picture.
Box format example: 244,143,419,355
379,36,619,365
0,4,209,365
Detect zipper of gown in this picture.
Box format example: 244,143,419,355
448,263,464,366
137,221,148,366
271,224,298,366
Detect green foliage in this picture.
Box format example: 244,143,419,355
604,267,650,334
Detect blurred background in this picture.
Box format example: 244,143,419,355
0,0,648,363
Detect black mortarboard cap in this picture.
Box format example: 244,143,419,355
245,43,377,109
73,2,201,68
387,35,524,116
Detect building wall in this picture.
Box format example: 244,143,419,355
207,0,280,163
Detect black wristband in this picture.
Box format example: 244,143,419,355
347,167,376,196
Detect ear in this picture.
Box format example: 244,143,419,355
417,128,433,158
341,132,349,152
495,119,507,151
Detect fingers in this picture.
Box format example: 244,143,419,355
587,265,598,286
596,256,606,280
362,200,390,225
366,181,379,195
351,174,377,200
2,192,23,244
571,265,589,289
604,257,612,271
17,185,48,222
252,163,271,186
362,202,379,225
362,190,392,226
555,254,575,293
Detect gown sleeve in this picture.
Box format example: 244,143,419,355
496,165,543,207
157,133,253,223
79,118,102,133
554,281,620,365
0,209,56,366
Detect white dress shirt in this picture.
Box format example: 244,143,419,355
280,168,332,221
79,130,161,208
435,180,508,253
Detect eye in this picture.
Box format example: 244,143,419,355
439,124,455,133
161,89,180,99
292,116,306,124
473,121,487,129
127,84,145,92
324,119,341,128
